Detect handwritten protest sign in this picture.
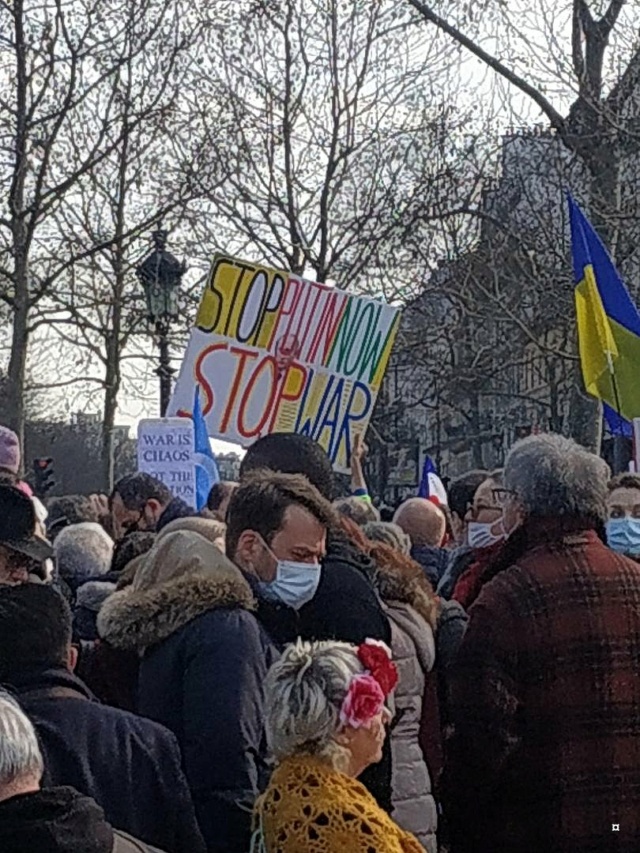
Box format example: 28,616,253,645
137,418,196,507
168,255,400,472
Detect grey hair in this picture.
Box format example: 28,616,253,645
265,640,363,772
53,522,114,590
333,496,380,526
505,434,610,522
0,691,44,786
363,521,411,556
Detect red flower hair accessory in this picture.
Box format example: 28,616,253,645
357,639,398,696
339,674,385,729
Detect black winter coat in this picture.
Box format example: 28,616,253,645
6,667,204,853
0,786,165,853
98,567,277,853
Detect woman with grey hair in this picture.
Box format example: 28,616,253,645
0,691,163,852
363,521,412,555
444,434,640,853
252,640,424,853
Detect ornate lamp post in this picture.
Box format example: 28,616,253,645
136,227,186,416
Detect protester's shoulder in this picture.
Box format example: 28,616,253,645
468,559,538,625
186,604,275,654
91,696,181,750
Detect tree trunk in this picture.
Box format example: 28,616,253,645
100,88,131,491
5,272,28,449
100,359,119,492
6,0,29,453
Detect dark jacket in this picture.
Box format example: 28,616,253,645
444,517,640,853
98,563,277,853
0,786,165,853
73,578,117,641
75,639,139,713
436,544,475,599
410,544,449,588
252,531,393,811
156,497,195,531
6,667,204,853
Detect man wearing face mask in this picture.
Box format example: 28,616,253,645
606,473,640,560
438,470,506,600
229,443,393,813
236,434,391,652
443,435,640,853
109,473,193,540
228,472,334,616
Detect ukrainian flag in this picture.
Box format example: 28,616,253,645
569,194,640,420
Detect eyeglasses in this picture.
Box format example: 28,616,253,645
492,488,517,507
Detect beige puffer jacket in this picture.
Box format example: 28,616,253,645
385,600,437,853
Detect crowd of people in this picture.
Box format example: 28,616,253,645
0,421,639,852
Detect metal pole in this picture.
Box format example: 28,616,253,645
610,373,629,474
157,321,173,417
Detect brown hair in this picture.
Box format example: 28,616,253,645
368,541,438,631
207,481,238,513
226,470,337,559
608,473,640,493
338,515,437,631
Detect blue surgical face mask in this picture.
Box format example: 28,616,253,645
256,539,322,610
606,517,640,556
467,520,506,550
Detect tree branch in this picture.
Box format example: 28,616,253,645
406,0,567,132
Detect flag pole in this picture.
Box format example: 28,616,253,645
608,354,628,473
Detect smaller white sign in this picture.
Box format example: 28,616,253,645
137,418,196,508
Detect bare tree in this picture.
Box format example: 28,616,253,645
187,0,474,293
0,0,203,446
406,0,640,238
370,1,640,461
36,0,212,488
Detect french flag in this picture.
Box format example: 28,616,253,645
418,455,448,506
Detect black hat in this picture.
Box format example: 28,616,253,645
0,484,53,564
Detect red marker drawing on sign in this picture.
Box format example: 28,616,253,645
275,334,302,378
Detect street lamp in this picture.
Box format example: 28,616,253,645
136,227,186,416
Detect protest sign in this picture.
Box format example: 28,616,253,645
137,418,196,507
168,254,401,472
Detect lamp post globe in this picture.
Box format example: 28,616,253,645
136,227,186,416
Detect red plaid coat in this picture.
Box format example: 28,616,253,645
443,517,640,853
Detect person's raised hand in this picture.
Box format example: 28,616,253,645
352,433,368,464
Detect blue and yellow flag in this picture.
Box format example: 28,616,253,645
569,194,640,420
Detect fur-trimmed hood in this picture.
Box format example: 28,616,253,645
97,531,254,653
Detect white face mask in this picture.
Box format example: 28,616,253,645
256,539,322,610
467,520,506,550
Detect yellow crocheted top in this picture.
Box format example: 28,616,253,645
254,755,425,853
